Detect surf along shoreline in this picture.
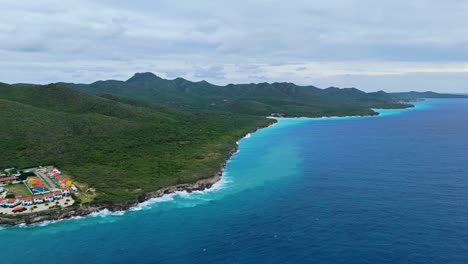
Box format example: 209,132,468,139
0,102,422,226
0,120,280,226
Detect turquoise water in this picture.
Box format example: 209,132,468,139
1,99,468,264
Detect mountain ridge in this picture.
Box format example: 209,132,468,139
65,72,466,118
0,73,466,220
0,82,272,203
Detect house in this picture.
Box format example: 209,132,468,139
0,176,16,183
0,198,5,207
48,168,62,178
53,191,63,199
5,198,20,208
44,194,54,202
22,197,33,206
61,187,70,195
0,187,4,193
33,195,44,204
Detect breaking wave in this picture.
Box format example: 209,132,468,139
89,209,125,218
0,118,262,229
129,172,231,212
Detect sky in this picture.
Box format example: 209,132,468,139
0,0,467,92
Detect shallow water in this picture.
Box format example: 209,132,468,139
1,99,468,264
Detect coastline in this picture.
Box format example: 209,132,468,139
0,102,421,226
0,120,277,226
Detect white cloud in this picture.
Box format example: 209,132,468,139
0,0,467,92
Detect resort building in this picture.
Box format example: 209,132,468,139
33,195,44,204
48,167,62,175
5,198,20,208
0,176,16,184
48,167,71,187
44,194,54,203
22,197,33,206
53,191,63,199
61,187,70,195
0,198,5,207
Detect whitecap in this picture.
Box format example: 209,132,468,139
89,209,125,218
2,116,269,228
129,193,177,211
35,219,62,227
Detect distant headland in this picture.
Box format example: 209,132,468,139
1,74,466,225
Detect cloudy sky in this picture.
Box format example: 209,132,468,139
1,0,467,92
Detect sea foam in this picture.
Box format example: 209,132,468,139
1,116,256,229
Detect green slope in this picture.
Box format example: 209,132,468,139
0,82,273,203
390,91,468,100
66,72,416,117
3,74,465,205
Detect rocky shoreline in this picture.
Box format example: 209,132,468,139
0,121,276,226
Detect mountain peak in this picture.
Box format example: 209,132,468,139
126,72,162,83
174,77,189,82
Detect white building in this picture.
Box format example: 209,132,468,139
61,188,70,195
44,194,54,202
22,198,33,206
53,191,63,199
5,198,20,207
34,196,44,204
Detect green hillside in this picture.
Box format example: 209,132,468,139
66,72,418,117
390,91,468,100
2,74,465,205
0,82,273,202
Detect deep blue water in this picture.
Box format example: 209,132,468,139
1,99,468,264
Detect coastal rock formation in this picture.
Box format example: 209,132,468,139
0,122,275,226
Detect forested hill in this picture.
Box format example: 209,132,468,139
389,91,468,100
64,72,415,117
2,75,465,204
0,82,272,202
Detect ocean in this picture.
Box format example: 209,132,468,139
1,99,468,264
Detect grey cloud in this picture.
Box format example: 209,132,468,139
306,72,468,93
165,69,188,78
194,65,225,79
0,0,467,92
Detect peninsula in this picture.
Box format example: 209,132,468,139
0,73,466,225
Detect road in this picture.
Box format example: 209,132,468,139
35,170,58,191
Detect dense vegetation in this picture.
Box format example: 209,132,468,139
1,74,465,203
389,91,468,100
0,82,272,202
67,72,418,118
